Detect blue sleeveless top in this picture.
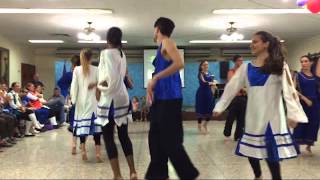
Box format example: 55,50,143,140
153,44,182,100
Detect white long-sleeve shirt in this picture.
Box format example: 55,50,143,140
97,49,132,126
214,62,307,160
70,65,98,121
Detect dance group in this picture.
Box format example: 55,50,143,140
66,17,319,180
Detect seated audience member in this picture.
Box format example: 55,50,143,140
132,96,141,121
7,82,42,136
0,85,17,144
0,83,9,106
32,73,44,89
26,83,58,128
140,96,149,121
0,113,16,145
47,87,65,125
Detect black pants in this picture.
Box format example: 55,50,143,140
248,158,281,180
79,134,101,145
132,111,141,121
145,99,199,180
102,118,133,160
14,109,34,121
223,96,247,140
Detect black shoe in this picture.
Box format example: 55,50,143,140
53,125,60,129
25,134,35,137
68,126,73,133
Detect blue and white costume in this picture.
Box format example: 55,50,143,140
70,65,102,136
97,49,132,127
214,63,308,161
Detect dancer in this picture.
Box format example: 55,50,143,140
195,60,216,134
58,55,80,154
223,55,247,141
97,27,137,180
70,48,102,162
145,17,199,179
213,31,308,180
293,55,320,154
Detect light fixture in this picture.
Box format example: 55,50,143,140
77,22,101,41
212,9,312,14
28,40,64,43
78,40,128,44
220,22,244,41
189,40,285,44
0,8,112,14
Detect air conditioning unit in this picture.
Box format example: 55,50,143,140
55,48,101,56
221,48,252,57
125,49,143,58
184,49,211,58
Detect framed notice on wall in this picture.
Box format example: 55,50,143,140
143,49,184,88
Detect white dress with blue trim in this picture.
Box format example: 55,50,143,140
97,49,132,127
70,65,102,136
214,63,308,161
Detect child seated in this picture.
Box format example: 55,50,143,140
131,96,140,121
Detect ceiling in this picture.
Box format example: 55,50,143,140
0,0,319,48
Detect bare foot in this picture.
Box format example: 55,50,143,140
306,146,313,155
198,124,202,133
82,153,88,161
96,155,103,163
130,172,138,180
72,146,76,155
113,176,123,180
224,136,232,143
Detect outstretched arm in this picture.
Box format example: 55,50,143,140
213,64,246,114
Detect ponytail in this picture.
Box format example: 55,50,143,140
255,31,286,75
80,48,93,77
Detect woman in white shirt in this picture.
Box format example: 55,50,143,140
213,31,308,180
70,48,102,162
97,27,137,180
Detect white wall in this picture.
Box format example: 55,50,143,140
34,48,66,98
0,34,35,85
287,35,320,71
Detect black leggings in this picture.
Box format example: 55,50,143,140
197,117,210,124
224,96,246,140
102,118,133,160
248,158,281,180
79,134,101,145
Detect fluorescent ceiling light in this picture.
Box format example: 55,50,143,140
78,40,128,44
212,9,311,14
190,40,252,44
29,40,64,43
0,8,112,14
189,40,285,44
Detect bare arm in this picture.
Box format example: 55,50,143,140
316,58,320,77
227,70,234,82
152,39,183,81
294,72,313,106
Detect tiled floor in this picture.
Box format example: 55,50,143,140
1,121,320,179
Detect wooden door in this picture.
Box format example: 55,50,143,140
21,63,35,87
